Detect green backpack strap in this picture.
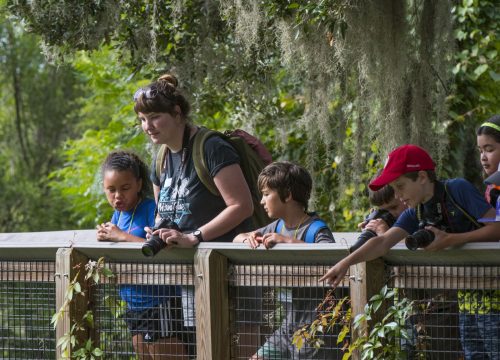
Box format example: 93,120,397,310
155,144,169,185
192,127,220,196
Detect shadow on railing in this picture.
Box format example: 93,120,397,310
0,230,498,360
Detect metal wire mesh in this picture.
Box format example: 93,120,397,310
92,261,196,360
388,264,500,360
228,263,350,360
0,260,56,359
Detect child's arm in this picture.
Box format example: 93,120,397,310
96,222,145,243
424,208,500,251
261,232,307,249
233,230,263,249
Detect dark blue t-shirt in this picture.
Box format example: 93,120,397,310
394,178,492,235
111,198,179,310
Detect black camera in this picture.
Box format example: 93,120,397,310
142,218,180,257
405,221,437,250
349,209,396,253
405,201,449,250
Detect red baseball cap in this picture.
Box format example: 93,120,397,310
369,144,435,191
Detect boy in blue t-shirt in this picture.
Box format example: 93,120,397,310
321,144,500,359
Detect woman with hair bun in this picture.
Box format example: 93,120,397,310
134,73,253,246
133,73,254,357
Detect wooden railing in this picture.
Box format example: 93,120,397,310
0,230,499,359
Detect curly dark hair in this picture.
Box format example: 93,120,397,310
101,150,153,199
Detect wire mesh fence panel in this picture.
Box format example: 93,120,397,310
0,260,56,359
228,263,350,360
388,264,500,360
92,261,196,360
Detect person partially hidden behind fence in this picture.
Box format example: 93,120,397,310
234,161,336,359
320,144,500,360
349,171,407,253
96,150,185,359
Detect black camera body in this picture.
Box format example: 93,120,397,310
349,208,396,253
405,201,449,250
142,218,180,257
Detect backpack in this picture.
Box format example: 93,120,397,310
155,127,272,227
275,218,329,243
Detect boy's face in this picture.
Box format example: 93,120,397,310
389,173,428,208
260,185,286,219
378,197,407,218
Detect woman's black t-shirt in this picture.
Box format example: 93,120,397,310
151,134,253,242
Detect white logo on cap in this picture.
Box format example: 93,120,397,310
406,164,420,168
383,155,390,168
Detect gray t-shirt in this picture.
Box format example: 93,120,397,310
152,134,253,242
256,214,337,358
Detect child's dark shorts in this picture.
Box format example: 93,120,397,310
123,296,184,343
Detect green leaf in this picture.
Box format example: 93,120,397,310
473,64,488,78
489,71,500,82
74,282,81,293
101,267,114,277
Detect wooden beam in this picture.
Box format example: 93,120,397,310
194,249,230,360
349,259,387,360
55,248,89,360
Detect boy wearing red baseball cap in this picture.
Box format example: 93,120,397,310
321,144,499,287
320,144,500,359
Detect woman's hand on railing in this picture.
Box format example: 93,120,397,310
155,228,199,248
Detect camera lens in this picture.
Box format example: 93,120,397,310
405,229,435,250
141,235,166,257
349,230,377,253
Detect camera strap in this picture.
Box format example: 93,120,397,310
416,181,482,230
444,182,482,229
155,125,191,220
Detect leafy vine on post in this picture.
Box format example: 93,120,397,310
51,257,114,359
292,285,415,360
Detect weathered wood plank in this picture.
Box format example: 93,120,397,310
195,249,230,360
390,265,500,290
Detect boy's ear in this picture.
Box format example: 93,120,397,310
284,190,293,202
417,170,428,183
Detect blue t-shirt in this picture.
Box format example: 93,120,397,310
111,198,179,310
394,178,492,235
111,198,156,238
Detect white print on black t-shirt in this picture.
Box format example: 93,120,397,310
158,176,192,222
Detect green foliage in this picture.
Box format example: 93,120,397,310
293,286,415,360
51,257,115,359
347,286,415,360
292,291,351,352
444,0,500,183
2,0,498,233
0,14,83,231
49,47,151,228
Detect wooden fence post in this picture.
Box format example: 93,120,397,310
194,249,230,359
349,258,387,360
55,248,89,359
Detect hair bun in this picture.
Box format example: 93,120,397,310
157,74,178,89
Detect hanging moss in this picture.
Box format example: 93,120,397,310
7,0,456,221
